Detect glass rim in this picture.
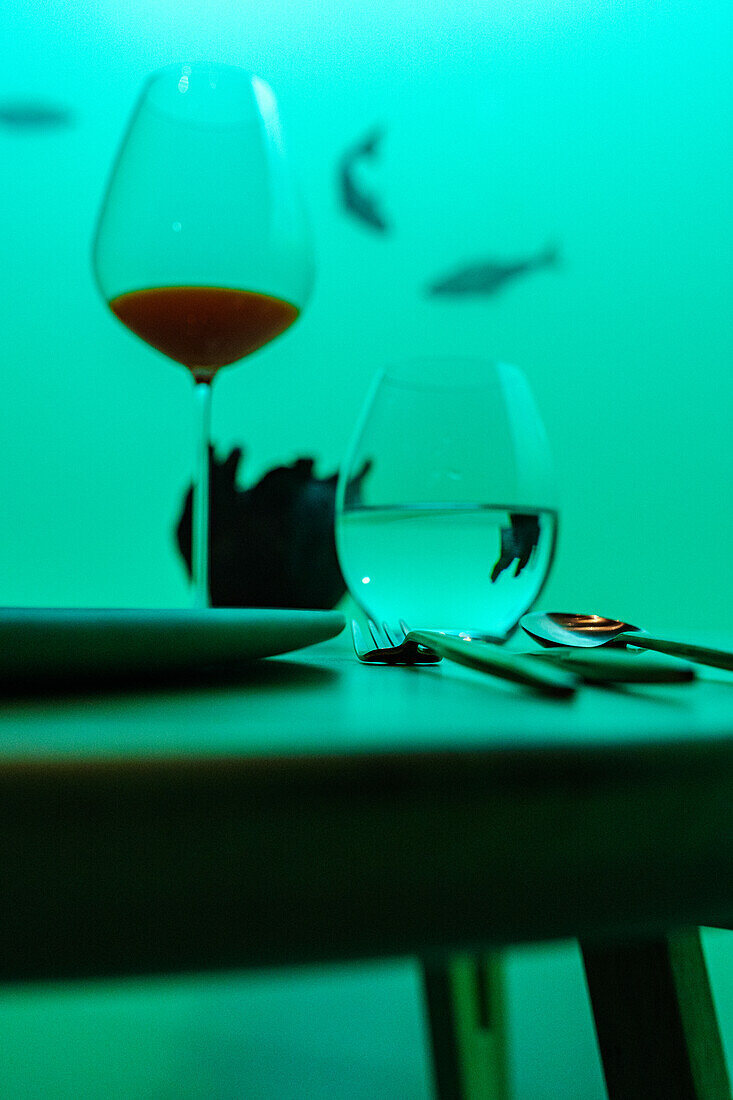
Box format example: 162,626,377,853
144,60,260,85
132,62,274,131
379,355,511,392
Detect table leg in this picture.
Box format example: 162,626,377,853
421,954,509,1100
580,929,730,1100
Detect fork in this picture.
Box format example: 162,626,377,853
351,618,578,697
351,618,442,665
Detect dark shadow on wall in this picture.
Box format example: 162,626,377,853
176,447,370,609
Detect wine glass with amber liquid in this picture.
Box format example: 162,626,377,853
93,63,313,606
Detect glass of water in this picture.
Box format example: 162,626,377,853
335,356,558,639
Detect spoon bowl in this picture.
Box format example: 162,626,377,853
521,612,642,649
520,611,733,671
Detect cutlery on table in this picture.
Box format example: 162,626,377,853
528,647,696,683
351,619,578,698
352,620,695,685
521,612,733,672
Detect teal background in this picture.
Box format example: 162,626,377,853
1,0,732,1095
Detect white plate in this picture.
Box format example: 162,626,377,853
0,607,345,681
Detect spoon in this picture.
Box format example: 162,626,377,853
520,612,733,672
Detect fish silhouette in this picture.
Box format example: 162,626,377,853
176,446,371,608
427,243,559,296
0,101,73,130
338,126,390,233
490,513,541,583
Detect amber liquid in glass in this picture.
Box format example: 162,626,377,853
109,285,299,382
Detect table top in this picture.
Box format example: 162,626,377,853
2,633,733,983
2,632,733,761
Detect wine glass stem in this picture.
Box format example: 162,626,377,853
193,380,212,608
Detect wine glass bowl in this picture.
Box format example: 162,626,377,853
93,63,313,603
335,356,558,640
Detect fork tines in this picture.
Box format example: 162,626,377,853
350,617,441,664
